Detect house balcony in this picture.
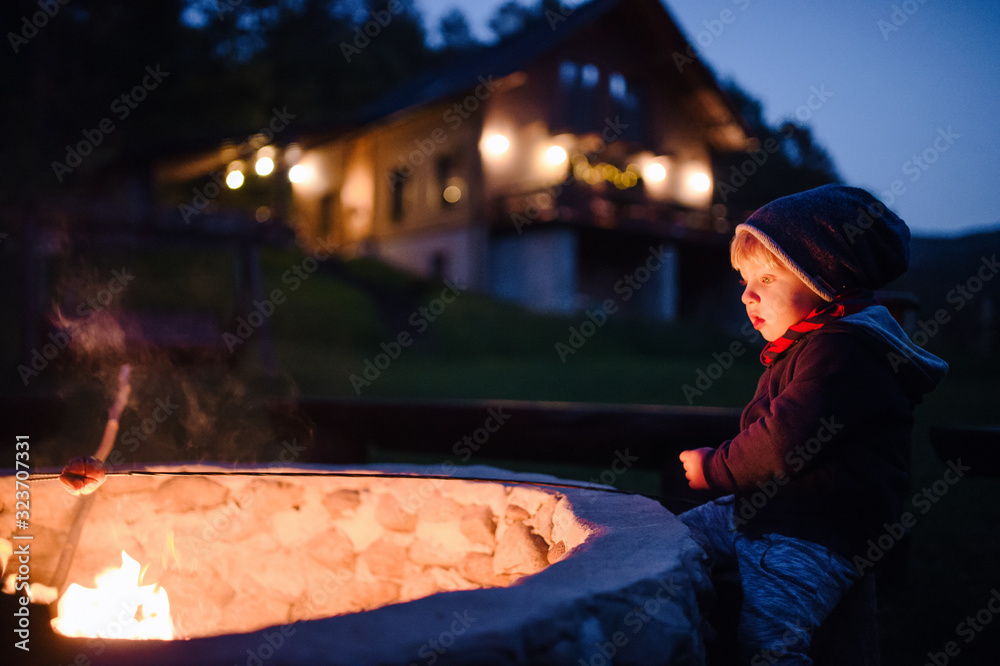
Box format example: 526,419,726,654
491,178,723,240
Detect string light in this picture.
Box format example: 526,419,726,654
255,156,274,176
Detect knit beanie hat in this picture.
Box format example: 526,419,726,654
735,183,910,301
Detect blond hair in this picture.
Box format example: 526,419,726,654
730,227,783,272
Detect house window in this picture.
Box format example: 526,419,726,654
429,251,448,280
436,155,463,207
558,61,578,88
557,60,645,141
318,192,337,240
559,59,601,134
581,64,600,89
389,168,408,222
608,71,643,142
609,73,628,102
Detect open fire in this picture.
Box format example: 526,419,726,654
52,550,172,640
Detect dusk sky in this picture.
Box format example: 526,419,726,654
418,0,1000,238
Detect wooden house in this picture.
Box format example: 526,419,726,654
287,0,753,319
158,0,754,320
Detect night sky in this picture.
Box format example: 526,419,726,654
419,0,1000,237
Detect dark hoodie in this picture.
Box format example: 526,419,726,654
702,305,948,559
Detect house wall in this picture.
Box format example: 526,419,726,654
480,70,572,203
292,100,488,288
489,228,579,314
377,225,487,292
289,140,358,247
646,87,715,209
367,100,484,238
556,11,720,209
575,233,679,321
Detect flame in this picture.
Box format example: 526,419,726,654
163,531,180,570
51,551,173,640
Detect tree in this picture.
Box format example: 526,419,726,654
438,8,477,51
2,0,205,205
779,121,841,186
713,81,840,219
1,0,438,215
488,1,531,40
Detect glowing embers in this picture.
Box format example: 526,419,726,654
51,551,173,640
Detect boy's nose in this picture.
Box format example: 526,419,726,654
741,286,758,304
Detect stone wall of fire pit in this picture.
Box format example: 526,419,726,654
2,464,711,665
3,463,591,638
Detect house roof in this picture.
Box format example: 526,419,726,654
350,0,753,151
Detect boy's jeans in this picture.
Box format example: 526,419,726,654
680,495,860,665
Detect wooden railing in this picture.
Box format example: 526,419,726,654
285,397,742,511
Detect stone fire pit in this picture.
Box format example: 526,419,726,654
1,464,709,665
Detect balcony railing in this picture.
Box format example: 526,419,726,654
493,179,718,237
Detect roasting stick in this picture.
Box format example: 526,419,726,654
49,365,132,597
59,365,131,495
94,365,132,462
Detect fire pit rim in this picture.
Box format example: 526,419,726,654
26,462,709,666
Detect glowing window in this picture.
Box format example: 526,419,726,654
609,73,627,102
559,61,579,88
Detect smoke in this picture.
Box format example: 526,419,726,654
38,257,313,469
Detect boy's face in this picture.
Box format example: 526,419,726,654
738,256,826,342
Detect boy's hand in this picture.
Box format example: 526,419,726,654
679,448,713,490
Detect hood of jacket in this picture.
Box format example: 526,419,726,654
833,304,949,400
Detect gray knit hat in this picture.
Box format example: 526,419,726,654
736,184,910,301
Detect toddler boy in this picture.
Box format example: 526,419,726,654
679,184,948,663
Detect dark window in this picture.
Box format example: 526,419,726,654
608,72,643,142
389,168,408,222
437,156,454,206
430,252,448,280
319,192,340,240
559,60,601,133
